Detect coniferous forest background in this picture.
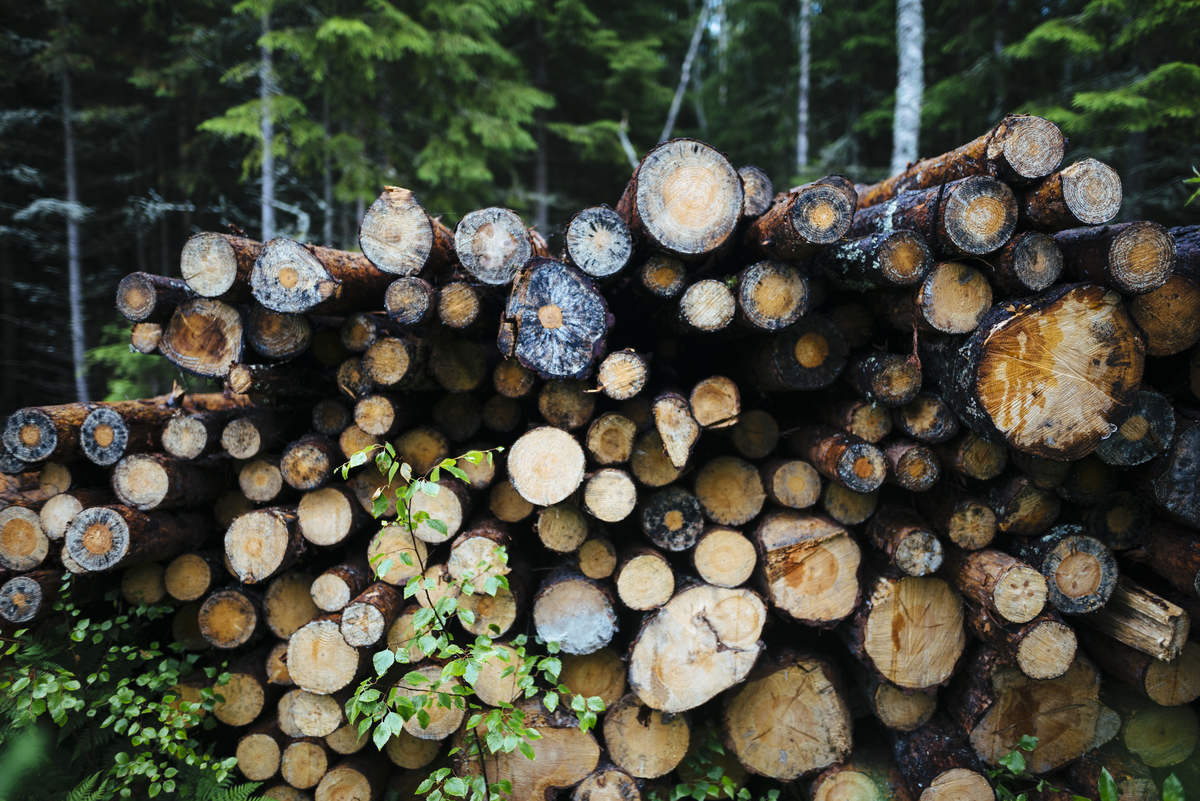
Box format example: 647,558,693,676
2,0,1199,411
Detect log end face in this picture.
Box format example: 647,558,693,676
82,408,129,466
533,577,617,655
1109,221,1175,294
181,232,238,297
252,238,337,313
942,177,1018,255
739,165,773,218
226,510,292,584
198,590,258,649
0,575,46,623
994,566,1048,623
455,207,530,285
64,506,129,573
895,529,944,577
112,454,169,509
998,115,1066,180
1016,620,1077,680
1143,640,1200,707
358,188,435,276
922,263,993,334
837,443,887,493
1063,159,1123,225
3,409,57,462
879,229,934,285
1010,232,1064,292
161,298,244,378
919,769,993,801
508,427,586,506
739,261,809,331
289,619,362,695
636,139,743,256
567,206,633,278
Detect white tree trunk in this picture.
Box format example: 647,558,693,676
322,94,333,248
796,0,811,173
533,18,549,233
660,4,710,144
260,12,276,241
890,0,924,176
62,59,88,402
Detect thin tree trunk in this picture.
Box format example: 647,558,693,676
718,0,728,107
991,0,1008,119
617,115,639,170
660,4,710,144
62,53,88,402
890,0,924,175
533,18,549,233
260,12,276,242
796,0,811,173
323,94,333,248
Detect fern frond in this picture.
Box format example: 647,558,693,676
63,772,106,801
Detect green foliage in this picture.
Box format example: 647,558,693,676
338,442,605,801
990,737,1184,801
84,322,207,402
646,723,778,801
0,578,264,801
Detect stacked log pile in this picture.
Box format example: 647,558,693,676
3,116,1199,801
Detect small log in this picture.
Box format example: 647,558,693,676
276,688,304,736
406,477,471,544
164,550,225,602
865,507,944,577
676,279,736,334
224,410,289,460
566,206,633,278
820,397,894,443
39,488,111,540
848,352,923,408
214,650,276,727
340,311,398,354
894,393,960,444
297,485,369,547
116,272,195,323
1085,490,1148,550
0,506,48,571
636,253,687,298
385,728,441,770
437,281,487,330
914,486,996,550
288,615,365,695
617,138,743,259
942,548,1047,624
130,322,162,353
457,569,525,637
252,237,392,314
280,738,331,790
111,453,228,511
843,572,966,691
736,260,812,330
693,456,765,526
651,393,700,470
538,380,595,431
395,663,465,739
857,115,1064,206
878,261,993,335
535,502,589,554
790,426,887,493
754,510,861,626
362,336,431,390
311,556,372,613
738,164,773,217
893,717,994,801
809,744,915,801
1077,626,1200,707
744,175,857,260
596,351,649,401
603,693,689,779
532,569,618,655
339,583,402,647
1094,390,1173,467
239,457,289,504
65,506,204,572
1129,274,1200,356
266,641,292,686
979,231,1064,295
245,306,312,360
753,314,849,391
867,671,937,732
689,376,740,428
507,426,586,506
559,647,626,707
1108,687,1199,768
280,434,338,491
810,230,934,290
847,176,1017,257
163,410,243,460
120,562,166,605
1054,221,1175,294
760,458,821,509
1013,526,1118,614
454,207,539,286
1077,577,1189,662
37,460,105,497
264,571,318,638
989,474,1061,536
585,413,637,465
446,517,510,585
198,586,263,649
1055,455,1117,506
728,409,780,459
236,721,286,781
383,276,436,326
935,431,1007,481
1010,451,1069,488
487,478,534,524
721,650,852,780
481,395,520,434
358,186,454,277
160,298,244,378
967,608,1078,681
822,483,880,526
692,526,756,588
881,439,941,493
576,537,618,581
393,425,449,475
614,547,675,611
582,469,637,523
0,569,62,624
226,507,305,584
180,232,261,300
640,486,705,551
1019,158,1123,230
293,689,347,738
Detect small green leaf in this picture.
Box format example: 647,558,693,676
1016,734,1038,752
428,518,449,536
373,650,396,676
1163,773,1184,801
518,740,535,761
373,723,391,751
1099,768,1119,801
544,692,558,712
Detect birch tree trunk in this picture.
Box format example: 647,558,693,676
796,0,811,173
534,18,549,233
260,12,276,242
61,40,88,402
890,0,924,176
660,5,709,144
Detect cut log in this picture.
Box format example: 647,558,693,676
689,376,740,429
246,306,313,360
981,231,1064,295
0,506,47,572
298,485,368,547
164,550,225,602
966,608,1078,681
481,395,520,434
180,232,261,300
844,572,966,691
1055,455,1117,506
385,728,441,770
1134,412,1200,530
738,164,773,218
691,526,756,589
111,453,228,511
362,337,431,390
617,138,743,259
37,460,105,497
811,230,933,290
721,650,852,780
728,409,780,460
1085,491,1148,550
507,426,586,506
636,254,687,298
989,475,1061,536
1108,688,1199,768
446,517,510,585
3,403,91,462
614,547,675,611
894,393,960,444
280,738,330,790
576,536,618,581
198,586,262,649
339,583,402,647
1065,745,1159,801
130,322,162,354
116,272,195,324
1077,626,1200,707
914,486,996,550
65,506,204,572
935,431,1007,481
214,652,275,727
736,260,812,331
848,352,923,408
160,298,244,378
237,721,286,782
596,351,648,401
1095,391,1173,467
264,571,318,638
293,689,347,738
280,434,338,491
809,744,916,801
226,507,304,584
865,507,944,576
1054,221,1175,295
120,562,166,605
0,569,62,624
1130,275,1200,356
948,649,1105,774
311,556,371,613
651,393,700,470
791,426,887,493
879,261,993,335
340,311,395,354
893,717,994,801
868,678,937,733
532,569,617,655
366,523,427,586
239,457,289,504
821,398,894,443
603,693,689,779
288,616,364,695
252,237,392,314
457,569,525,637
566,206,633,279
582,469,637,523
358,186,454,277
572,765,641,801
1010,451,1069,488
266,641,292,687
847,177,1017,257
1013,526,1118,614
559,647,626,707
164,410,244,460
822,483,880,526
503,258,611,380
692,456,765,526
39,488,111,540
395,663,465,740
1020,158,1123,230
437,281,486,330
585,413,637,466
640,486,705,551
744,175,857,260
224,410,289,460
929,284,1144,461
858,115,1064,207
488,478,534,523
753,314,849,391
760,458,821,509
881,439,941,493
454,207,537,286
383,276,436,326
538,380,595,431
1077,577,1189,662
942,548,1047,624
754,510,861,626
676,279,736,334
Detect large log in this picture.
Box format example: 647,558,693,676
754,511,861,626
252,238,392,314
1054,221,1175,295
159,298,244,378
1019,158,1123,230
64,506,205,572
532,569,617,655
602,693,689,779
180,232,262,301
357,186,454,277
